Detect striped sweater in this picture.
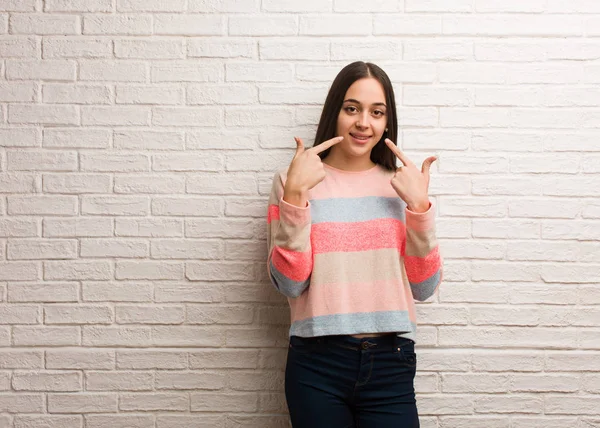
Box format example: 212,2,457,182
266,162,443,342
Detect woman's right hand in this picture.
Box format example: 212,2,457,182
283,136,343,207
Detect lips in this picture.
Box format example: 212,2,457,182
350,133,371,144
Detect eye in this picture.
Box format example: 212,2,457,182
373,110,386,117
344,106,358,114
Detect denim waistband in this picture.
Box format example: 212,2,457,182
291,333,414,351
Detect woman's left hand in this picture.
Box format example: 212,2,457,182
385,138,437,213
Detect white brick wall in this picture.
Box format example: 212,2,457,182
0,1,599,427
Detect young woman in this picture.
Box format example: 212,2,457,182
266,61,443,428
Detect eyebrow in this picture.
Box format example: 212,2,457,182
343,98,387,108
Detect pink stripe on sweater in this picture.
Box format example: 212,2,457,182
267,204,279,224
404,246,441,283
271,246,312,282
311,218,405,254
290,279,417,322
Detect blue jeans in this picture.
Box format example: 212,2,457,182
285,333,420,428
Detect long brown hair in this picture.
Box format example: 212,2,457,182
313,61,398,172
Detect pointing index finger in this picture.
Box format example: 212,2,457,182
385,138,412,167
310,136,344,155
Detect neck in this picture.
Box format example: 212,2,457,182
322,147,376,172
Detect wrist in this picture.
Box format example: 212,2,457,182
283,187,309,208
407,200,430,213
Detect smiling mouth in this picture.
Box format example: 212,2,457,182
350,133,371,141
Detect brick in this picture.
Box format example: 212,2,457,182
82,282,153,302
151,197,222,216
154,283,223,303
188,38,255,58
8,196,77,215
115,218,183,237
116,261,183,280
191,392,257,412
155,371,226,390
189,350,258,369
443,15,583,36
8,239,77,260
44,261,112,281
0,0,36,11
13,326,79,346
116,85,183,105
0,128,40,147
152,107,220,127
10,14,79,35
83,14,152,35
86,371,153,391
15,415,81,427
80,60,146,82
0,395,43,412
154,14,222,35
8,282,78,303
80,239,149,258
260,39,329,61
12,371,81,392
189,0,259,12
150,239,222,259
299,15,371,36
405,86,470,107
43,129,110,149
43,173,111,194
439,197,506,217
8,105,78,125
151,326,224,347
114,130,184,150
116,305,184,324
117,0,186,12
153,152,223,172
8,150,77,171
81,196,149,216
226,63,292,82
374,15,441,35
0,350,42,369
82,326,151,347
80,153,149,172
186,262,254,281
48,393,117,413
115,39,184,59
44,304,113,324
226,108,293,127
0,305,39,323
116,350,187,369
511,373,581,392
114,175,185,194
472,131,543,152
43,37,112,59
43,218,112,237
508,199,580,219
406,0,473,12
185,218,254,239
82,106,150,126
186,130,258,150
45,0,113,12
187,304,254,325
229,371,284,391
0,173,36,193
152,61,222,82
0,82,35,102
43,83,111,104
86,415,153,428
0,262,41,281
188,84,257,105
119,393,188,411
442,374,510,393
187,173,257,195
46,349,114,369
472,178,541,196
229,15,296,36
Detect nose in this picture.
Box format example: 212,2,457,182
356,111,369,129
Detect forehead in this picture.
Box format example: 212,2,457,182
344,77,386,103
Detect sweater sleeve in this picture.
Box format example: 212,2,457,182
403,201,443,302
266,171,313,298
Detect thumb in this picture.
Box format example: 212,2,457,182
421,156,437,177
293,137,305,158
